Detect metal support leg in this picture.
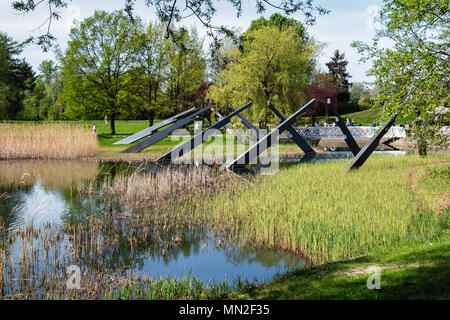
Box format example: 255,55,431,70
267,101,316,155
121,105,212,153
345,113,398,172
157,102,253,163
226,99,316,171
328,102,361,156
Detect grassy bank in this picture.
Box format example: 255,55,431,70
193,155,450,263
345,108,416,126
235,232,450,299
0,123,98,159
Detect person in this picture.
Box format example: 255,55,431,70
34,114,39,124
315,121,320,128
346,118,350,126
351,119,355,126
331,121,336,127
104,115,108,125
92,124,97,134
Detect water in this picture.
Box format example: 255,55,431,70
0,160,306,284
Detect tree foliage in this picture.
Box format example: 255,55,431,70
11,0,329,50
326,49,351,103
207,25,320,127
0,31,35,120
352,0,449,152
60,10,141,134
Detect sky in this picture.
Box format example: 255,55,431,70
0,0,385,83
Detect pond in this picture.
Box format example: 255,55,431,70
0,160,306,290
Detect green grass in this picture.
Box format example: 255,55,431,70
235,231,450,299
193,154,450,263
345,108,416,126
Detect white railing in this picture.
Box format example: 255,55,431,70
280,126,406,139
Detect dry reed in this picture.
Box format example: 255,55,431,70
0,124,98,160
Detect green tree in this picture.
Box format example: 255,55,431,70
11,1,329,50
60,10,140,134
0,31,35,120
245,13,309,43
208,26,320,128
352,0,449,155
164,28,206,113
326,49,352,103
350,82,365,105
130,21,170,126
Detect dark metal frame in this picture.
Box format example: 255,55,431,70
121,105,212,153
156,102,253,163
345,113,398,172
114,107,196,145
267,101,316,155
226,99,316,171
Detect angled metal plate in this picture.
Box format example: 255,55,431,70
226,99,316,170
156,102,253,163
327,102,361,156
121,105,212,153
267,101,315,155
114,107,196,145
228,105,261,140
345,113,398,172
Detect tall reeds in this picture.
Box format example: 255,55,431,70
0,124,98,160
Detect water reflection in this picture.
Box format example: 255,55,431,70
0,159,306,283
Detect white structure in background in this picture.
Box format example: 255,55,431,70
194,121,203,135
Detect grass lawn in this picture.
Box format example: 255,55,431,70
235,232,450,299
344,108,416,126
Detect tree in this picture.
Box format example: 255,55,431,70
352,0,449,155
350,82,364,105
0,31,35,120
130,21,170,126
164,28,206,113
11,1,329,51
207,25,320,128
60,10,140,134
326,49,352,103
22,60,64,120
303,86,338,126
245,13,309,43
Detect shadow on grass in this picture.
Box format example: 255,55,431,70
241,241,450,300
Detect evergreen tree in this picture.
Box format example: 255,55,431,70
0,31,35,120
326,50,351,103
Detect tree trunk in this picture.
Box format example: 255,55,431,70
110,114,116,135
418,136,427,156
148,109,155,127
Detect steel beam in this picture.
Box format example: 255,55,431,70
345,113,398,172
228,105,261,140
156,102,253,163
226,99,316,170
327,102,361,156
121,105,212,153
267,101,315,155
114,107,196,145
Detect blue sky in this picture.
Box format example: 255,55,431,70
0,0,385,83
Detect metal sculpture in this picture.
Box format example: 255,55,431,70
121,105,212,153
156,102,253,163
345,113,398,172
327,101,361,156
267,101,316,155
228,105,261,140
226,99,316,171
114,107,196,145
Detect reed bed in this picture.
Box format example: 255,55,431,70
194,154,450,263
0,124,98,160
